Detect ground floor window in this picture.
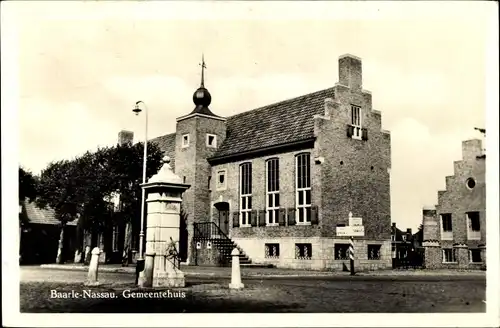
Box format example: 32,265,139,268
265,243,280,258
295,243,312,260
442,248,456,263
469,249,482,263
240,195,252,226
368,245,381,260
334,244,349,260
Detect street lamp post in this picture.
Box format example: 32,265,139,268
133,100,148,276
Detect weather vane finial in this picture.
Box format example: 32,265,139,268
199,53,206,88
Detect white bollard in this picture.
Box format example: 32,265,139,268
229,248,244,289
84,246,91,264
138,252,155,288
85,247,101,286
74,249,82,264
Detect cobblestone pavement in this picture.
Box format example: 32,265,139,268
20,266,486,313
37,263,487,278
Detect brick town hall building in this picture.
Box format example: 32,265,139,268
117,54,393,271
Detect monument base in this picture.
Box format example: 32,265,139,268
229,283,244,289
84,281,101,287
153,270,185,288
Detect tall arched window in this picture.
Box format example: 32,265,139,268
296,153,311,224
239,162,252,226
266,158,280,225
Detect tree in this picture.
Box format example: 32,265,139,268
37,159,82,263
19,167,39,226
19,166,38,202
36,141,164,265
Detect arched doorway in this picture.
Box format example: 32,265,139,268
213,202,230,236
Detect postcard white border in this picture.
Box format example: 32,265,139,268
2,1,499,327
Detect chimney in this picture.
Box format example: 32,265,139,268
406,228,412,235
392,223,396,227
338,54,362,90
118,130,134,146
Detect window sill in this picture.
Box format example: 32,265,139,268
351,135,362,140
215,187,227,192
265,256,280,260
266,223,279,227
240,224,252,228
442,261,458,264
296,222,312,226
295,257,312,260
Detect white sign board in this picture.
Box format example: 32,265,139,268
349,217,363,226
336,225,365,237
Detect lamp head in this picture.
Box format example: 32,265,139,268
133,103,142,115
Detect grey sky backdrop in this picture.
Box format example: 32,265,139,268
13,2,492,230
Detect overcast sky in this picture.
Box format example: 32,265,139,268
6,1,495,230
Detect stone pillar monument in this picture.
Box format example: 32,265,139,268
140,156,190,288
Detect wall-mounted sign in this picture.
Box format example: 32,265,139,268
336,225,365,237
349,217,363,226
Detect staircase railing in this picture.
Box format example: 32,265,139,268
193,221,235,267
193,221,231,241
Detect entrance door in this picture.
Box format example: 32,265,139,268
219,210,229,236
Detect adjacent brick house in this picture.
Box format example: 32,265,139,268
150,54,392,270
422,139,486,269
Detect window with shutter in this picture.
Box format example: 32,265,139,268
311,206,319,225
347,125,354,137
232,212,240,228
287,208,296,226
250,210,258,227
258,210,266,227
361,128,368,141
278,208,287,226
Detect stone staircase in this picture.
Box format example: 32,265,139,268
194,221,274,268
211,238,252,266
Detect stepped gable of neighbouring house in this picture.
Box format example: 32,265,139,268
150,87,335,163
21,200,78,226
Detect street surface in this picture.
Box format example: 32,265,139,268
20,266,486,313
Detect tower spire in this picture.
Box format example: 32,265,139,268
200,54,206,88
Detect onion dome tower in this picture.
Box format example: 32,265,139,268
189,54,219,117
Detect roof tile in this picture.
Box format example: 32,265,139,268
149,87,335,161
22,200,77,226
